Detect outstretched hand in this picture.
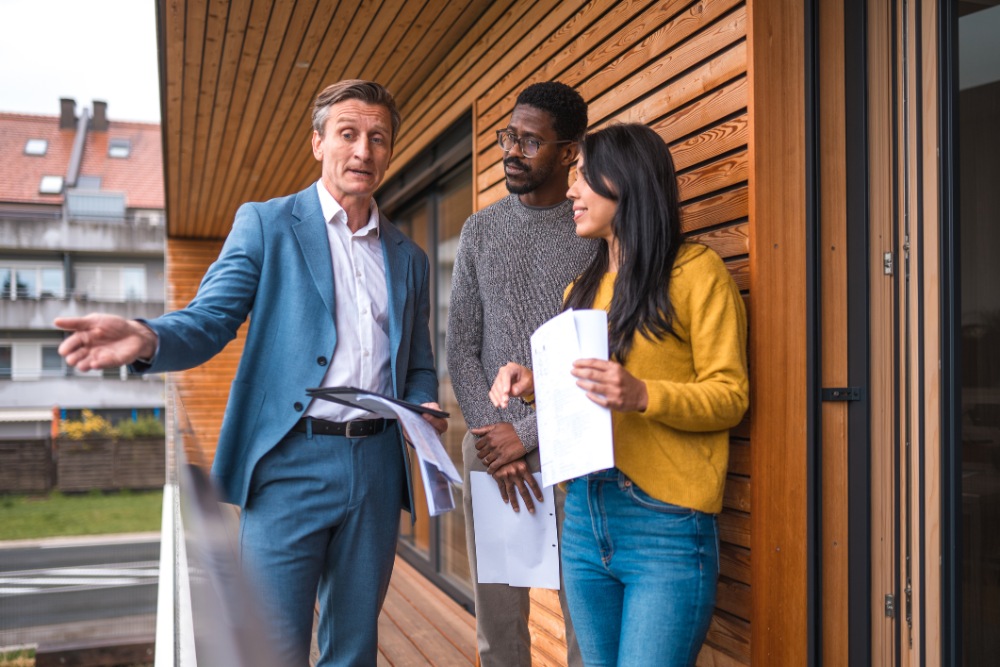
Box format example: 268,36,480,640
488,362,534,409
571,358,648,412
54,314,158,372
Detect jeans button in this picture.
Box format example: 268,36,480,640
624,480,632,487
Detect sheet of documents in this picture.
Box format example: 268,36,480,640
470,471,559,589
530,309,615,487
306,389,460,516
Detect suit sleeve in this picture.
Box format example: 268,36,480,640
142,202,263,373
401,249,438,405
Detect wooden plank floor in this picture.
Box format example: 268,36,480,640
310,556,477,666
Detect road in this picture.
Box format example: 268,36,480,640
0,535,158,648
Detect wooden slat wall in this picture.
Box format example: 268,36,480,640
748,0,808,665
165,238,246,466
470,1,751,664
819,0,849,663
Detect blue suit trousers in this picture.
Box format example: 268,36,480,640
239,426,405,666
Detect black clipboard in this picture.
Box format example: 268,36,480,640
306,386,449,419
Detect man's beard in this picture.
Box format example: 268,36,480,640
504,157,551,195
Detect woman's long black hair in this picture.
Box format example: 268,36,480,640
564,123,683,363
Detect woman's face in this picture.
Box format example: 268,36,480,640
567,155,617,244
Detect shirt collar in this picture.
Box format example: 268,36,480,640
315,181,381,237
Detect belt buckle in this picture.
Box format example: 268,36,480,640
345,419,367,438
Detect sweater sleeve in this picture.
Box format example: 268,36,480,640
642,251,749,432
446,221,506,431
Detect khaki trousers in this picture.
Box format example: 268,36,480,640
462,431,582,667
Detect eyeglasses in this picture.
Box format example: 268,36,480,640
496,130,572,158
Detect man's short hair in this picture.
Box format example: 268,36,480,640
515,82,588,142
312,80,402,147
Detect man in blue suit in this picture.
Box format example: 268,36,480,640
55,80,446,666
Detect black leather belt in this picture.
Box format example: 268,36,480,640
291,417,392,438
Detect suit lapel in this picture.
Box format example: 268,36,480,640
291,187,336,320
380,215,410,396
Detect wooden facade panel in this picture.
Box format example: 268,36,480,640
702,611,751,664
720,542,751,584
476,3,747,192
682,187,748,234
690,221,749,260
476,0,655,133
166,238,244,464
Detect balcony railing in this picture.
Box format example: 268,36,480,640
0,294,165,330
0,214,165,253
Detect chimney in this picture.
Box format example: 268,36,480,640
59,98,77,129
91,100,109,131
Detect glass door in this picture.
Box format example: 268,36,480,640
388,156,474,609
955,1,1000,663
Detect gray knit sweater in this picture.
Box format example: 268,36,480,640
447,194,598,452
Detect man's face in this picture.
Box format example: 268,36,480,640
502,104,564,195
311,100,393,203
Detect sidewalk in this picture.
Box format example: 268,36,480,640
0,532,159,550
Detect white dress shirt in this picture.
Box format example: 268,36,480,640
304,181,393,422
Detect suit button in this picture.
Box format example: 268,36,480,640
317,356,327,366
293,402,304,412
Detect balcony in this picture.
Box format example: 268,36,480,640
0,375,163,411
0,214,164,254
0,294,165,330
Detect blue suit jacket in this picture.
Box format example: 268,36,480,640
141,185,437,510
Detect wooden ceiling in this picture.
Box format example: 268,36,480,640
155,0,504,239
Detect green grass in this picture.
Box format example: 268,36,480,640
0,489,162,541
0,647,35,667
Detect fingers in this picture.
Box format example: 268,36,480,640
53,316,89,332
419,403,448,434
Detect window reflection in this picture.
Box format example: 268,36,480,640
390,151,473,599
958,1,1000,662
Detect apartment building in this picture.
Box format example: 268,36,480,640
0,99,165,439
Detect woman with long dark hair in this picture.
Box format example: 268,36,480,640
489,123,749,666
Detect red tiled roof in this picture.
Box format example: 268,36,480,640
80,120,164,210
0,113,76,205
0,112,164,210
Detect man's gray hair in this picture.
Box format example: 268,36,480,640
312,80,401,147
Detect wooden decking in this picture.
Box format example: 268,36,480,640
311,556,477,666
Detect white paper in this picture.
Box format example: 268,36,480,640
530,309,615,487
469,471,559,589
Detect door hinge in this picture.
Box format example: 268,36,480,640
885,594,896,618
821,387,863,401
884,252,894,275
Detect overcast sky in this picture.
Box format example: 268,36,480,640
0,0,161,123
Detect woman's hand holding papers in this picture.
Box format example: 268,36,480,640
571,358,648,413
489,362,535,409
420,402,449,434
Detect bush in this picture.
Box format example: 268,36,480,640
58,411,165,440
115,414,165,439
59,409,116,440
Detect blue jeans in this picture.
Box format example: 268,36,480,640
561,468,719,667
239,427,404,666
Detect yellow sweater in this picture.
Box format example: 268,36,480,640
585,243,748,513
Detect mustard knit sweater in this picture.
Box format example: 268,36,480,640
585,243,748,514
